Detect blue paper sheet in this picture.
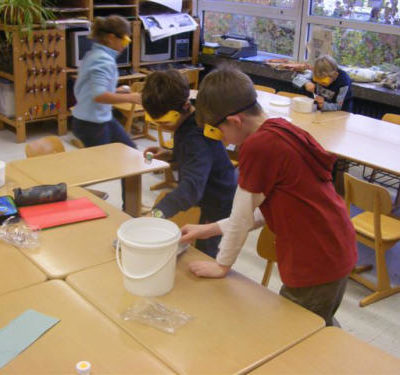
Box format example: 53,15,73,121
0,309,60,369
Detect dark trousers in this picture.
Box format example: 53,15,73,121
279,276,348,326
72,116,136,210
196,203,232,259
71,116,136,148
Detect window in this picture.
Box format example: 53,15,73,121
198,0,302,58
301,0,400,67
198,0,400,68
203,11,296,56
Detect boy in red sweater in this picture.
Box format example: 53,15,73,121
181,67,357,326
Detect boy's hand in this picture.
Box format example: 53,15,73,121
127,92,142,105
315,95,324,108
143,146,166,159
304,82,316,93
189,261,231,278
180,223,220,243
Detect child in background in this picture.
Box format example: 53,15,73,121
142,70,237,258
293,55,353,112
72,15,140,148
180,67,357,326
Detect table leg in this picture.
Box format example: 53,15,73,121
16,118,26,143
123,175,142,217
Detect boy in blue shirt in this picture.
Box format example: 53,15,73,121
293,55,353,112
142,70,237,258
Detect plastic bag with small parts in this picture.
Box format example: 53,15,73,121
0,216,40,249
121,298,193,334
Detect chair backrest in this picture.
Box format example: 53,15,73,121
344,173,392,215
181,69,199,89
254,84,276,94
382,113,400,125
256,225,277,262
130,81,145,93
154,191,201,228
276,91,307,99
25,136,65,158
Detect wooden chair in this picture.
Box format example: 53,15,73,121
254,84,276,94
276,91,307,98
25,136,108,200
113,81,156,141
363,113,400,208
344,173,400,306
382,113,400,125
256,225,277,287
153,191,201,228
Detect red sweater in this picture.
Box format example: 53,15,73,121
239,118,357,287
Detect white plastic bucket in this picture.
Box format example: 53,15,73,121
116,217,181,297
291,97,315,113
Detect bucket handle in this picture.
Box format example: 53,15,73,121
116,240,177,280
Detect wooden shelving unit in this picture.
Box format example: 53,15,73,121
0,25,67,142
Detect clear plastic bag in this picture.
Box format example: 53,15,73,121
121,298,193,334
0,216,40,249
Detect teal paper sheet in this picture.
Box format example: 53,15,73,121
0,309,60,368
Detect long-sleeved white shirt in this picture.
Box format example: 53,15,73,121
216,186,266,266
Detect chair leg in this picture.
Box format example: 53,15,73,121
261,261,274,287
359,287,400,307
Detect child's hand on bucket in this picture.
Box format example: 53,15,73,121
189,261,231,278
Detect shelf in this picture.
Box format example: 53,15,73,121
94,4,137,9
46,7,90,13
65,67,78,73
140,58,192,66
0,71,14,81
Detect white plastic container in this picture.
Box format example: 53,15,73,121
291,97,315,113
0,79,15,118
0,160,5,188
116,217,181,297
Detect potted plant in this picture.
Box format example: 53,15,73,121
0,0,55,43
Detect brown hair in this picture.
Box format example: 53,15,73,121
91,15,131,44
313,55,338,78
195,66,262,128
142,70,190,118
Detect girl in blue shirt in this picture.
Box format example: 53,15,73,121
72,15,140,147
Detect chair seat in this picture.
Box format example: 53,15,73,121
352,212,400,241
113,102,144,113
164,139,174,149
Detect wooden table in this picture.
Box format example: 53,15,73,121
0,164,39,196
66,248,324,375
0,242,46,296
250,327,400,374
9,143,169,217
17,187,132,280
0,280,174,374
256,90,400,176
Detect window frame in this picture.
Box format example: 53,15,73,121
197,0,304,59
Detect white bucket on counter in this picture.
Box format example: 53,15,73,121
291,97,315,113
116,217,181,297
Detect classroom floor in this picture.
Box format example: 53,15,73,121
1,122,400,359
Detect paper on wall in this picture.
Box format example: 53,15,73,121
145,0,183,12
140,13,197,42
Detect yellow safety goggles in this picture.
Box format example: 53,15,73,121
121,35,131,48
145,110,181,124
313,76,331,86
203,100,257,141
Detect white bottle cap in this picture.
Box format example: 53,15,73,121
76,360,91,375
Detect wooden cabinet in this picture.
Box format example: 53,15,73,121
0,26,67,142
